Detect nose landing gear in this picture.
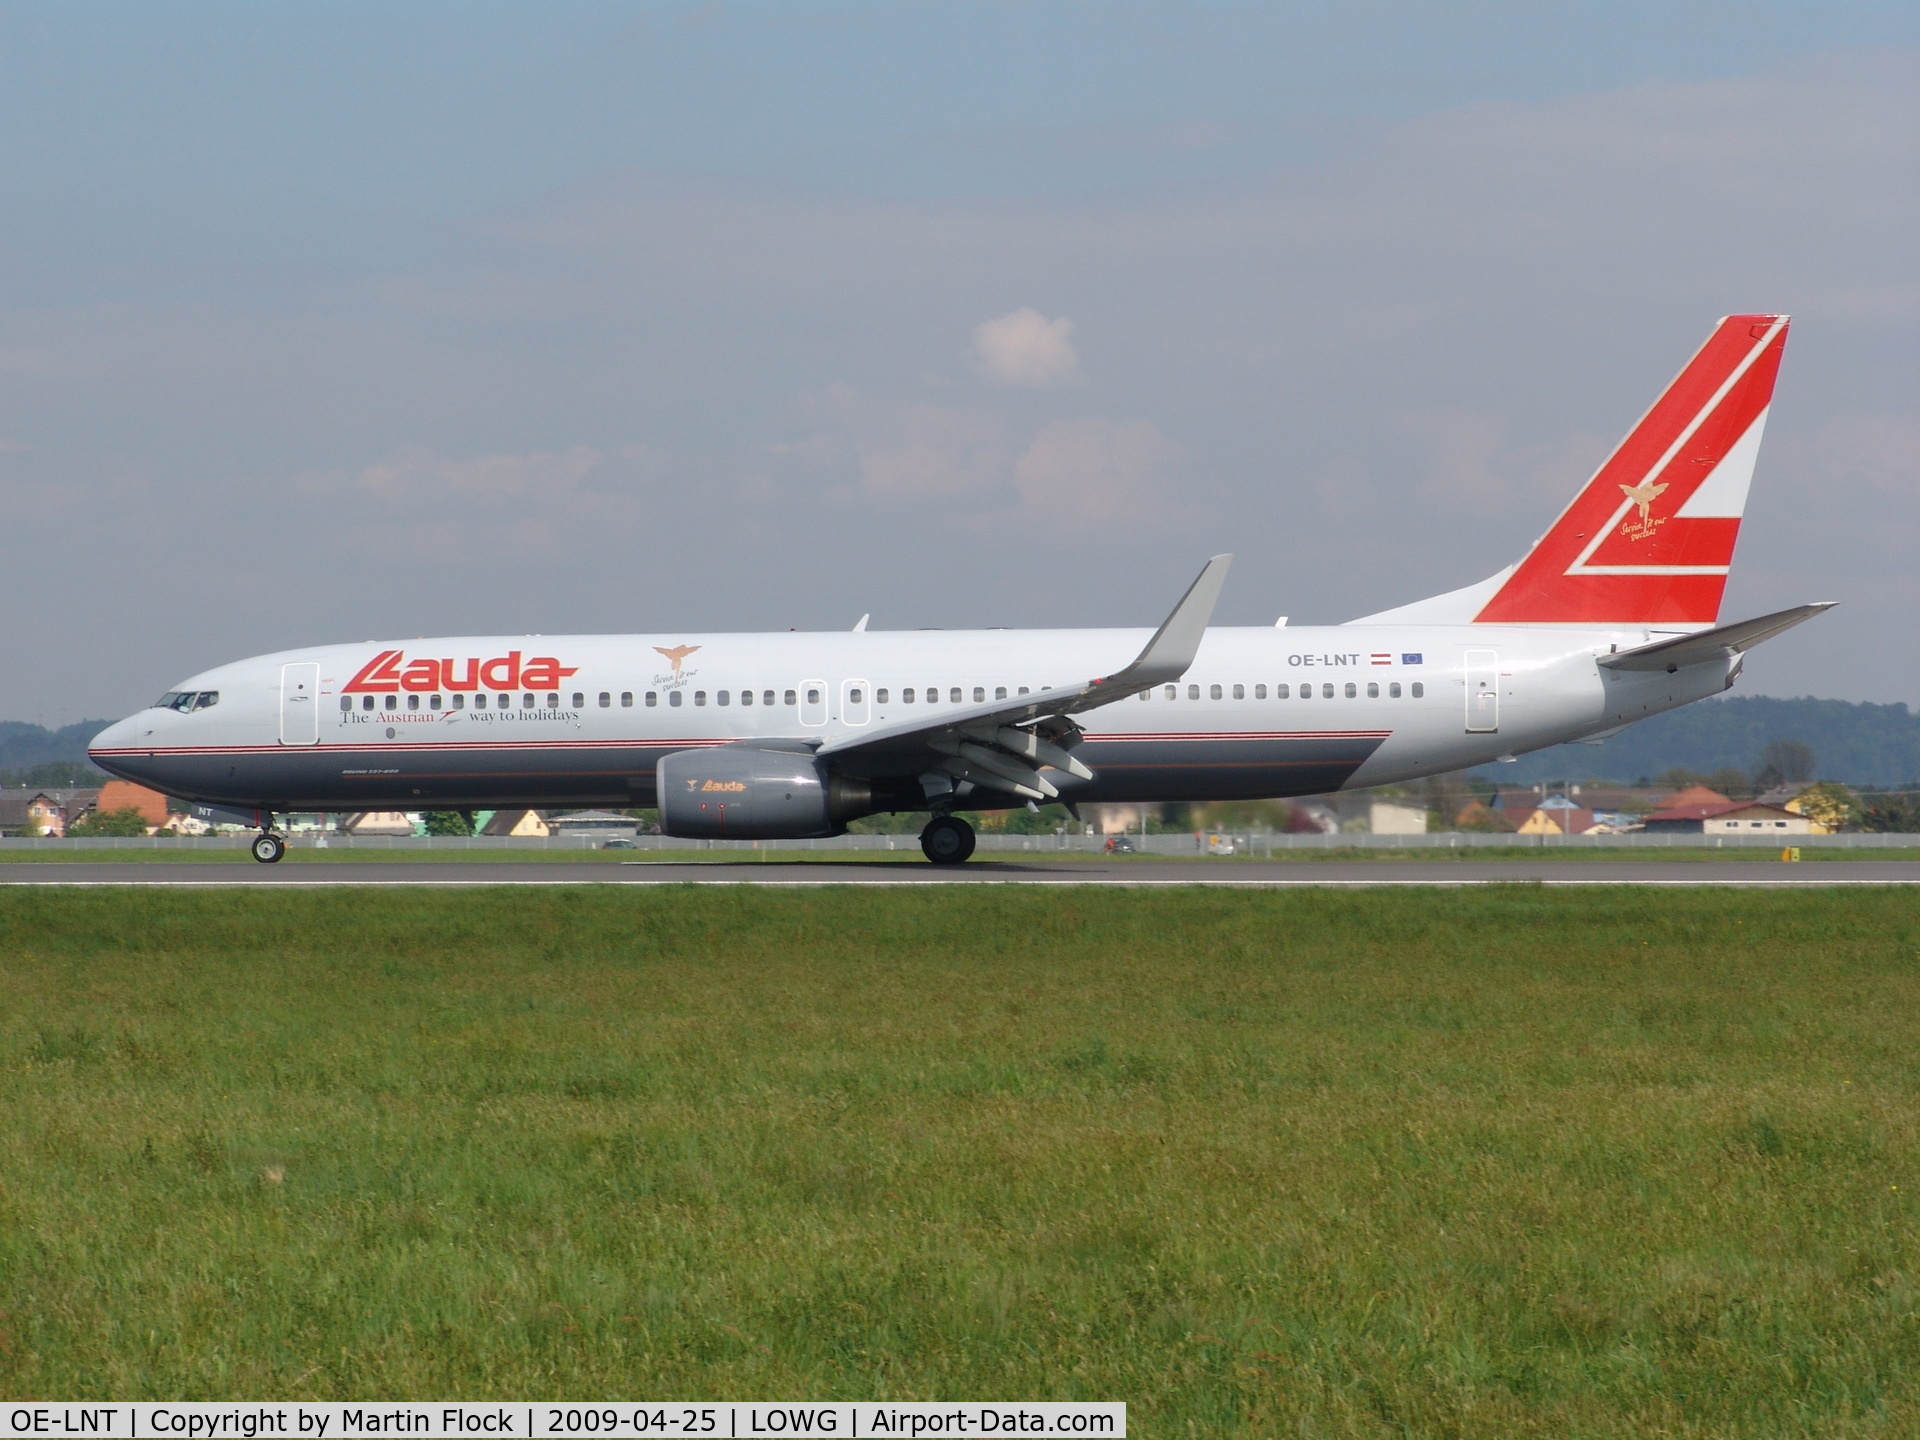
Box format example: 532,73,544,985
919,814,976,865
251,820,286,864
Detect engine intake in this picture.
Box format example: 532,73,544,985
657,746,872,839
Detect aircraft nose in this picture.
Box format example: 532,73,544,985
88,715,156,783
89,715,138,754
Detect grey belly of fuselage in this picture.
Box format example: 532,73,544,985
96,733,1387,812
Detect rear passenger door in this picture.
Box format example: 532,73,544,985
1464,649,1499,733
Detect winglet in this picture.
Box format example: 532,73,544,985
852,614,870,633
1093,554,1232,691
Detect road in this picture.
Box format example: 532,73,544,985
1,859,1914,886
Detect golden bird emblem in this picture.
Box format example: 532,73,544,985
1619,479,1668,524
653,643,701,677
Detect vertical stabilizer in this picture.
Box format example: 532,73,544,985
1352,315,1788,627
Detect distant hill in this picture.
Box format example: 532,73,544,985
0,720,113,785
1479,696,1920,788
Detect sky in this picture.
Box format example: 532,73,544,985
1,1,1915,726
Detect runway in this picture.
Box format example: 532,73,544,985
1,859,1914,886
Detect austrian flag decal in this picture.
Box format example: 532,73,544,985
343,649,578,694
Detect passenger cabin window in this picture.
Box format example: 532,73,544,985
1188,684,1200,700
995,686,1007,700
716,691,729,706
475,694,488,709
1366,682,1378,698
452,694,464,710
670,691,683,707
951,688,962,703
1411,682,1424,698
1233,684,1244,699
340,696,351,712
385,695,397,711
599,692,611,708
806,688,821,705
740,689,753,706
973,687,985,702
548,693,559,708
904,688,916,703
407,694,419,711
876,688,888,704
522,693,535,709
1323,683,1335,699
1276,684,1288,698
1389,682,1401,698
1018,686,1029,695
1165,684,1176,700
362,695,375,710
1255,684,1267,699
1210,684,1223,700
785,690,797,706
498,693,512,708
572,692,584,709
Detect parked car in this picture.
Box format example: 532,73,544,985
600,838,636,850
1104,835,1136,854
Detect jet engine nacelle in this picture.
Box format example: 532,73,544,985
656,745,872,839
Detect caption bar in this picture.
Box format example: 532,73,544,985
3,1406,1122,1439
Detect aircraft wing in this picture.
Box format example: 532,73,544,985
1598,602,1836,673
815,555,1232,802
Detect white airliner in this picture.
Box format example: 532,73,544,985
91,314,1831,864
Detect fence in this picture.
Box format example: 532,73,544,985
2,830,1914,853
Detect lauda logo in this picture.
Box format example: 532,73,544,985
343,649,579,694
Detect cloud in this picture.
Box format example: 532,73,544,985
352,444,605,507
1,47,1913,714
973,308,1081,388
1011,417,1181,530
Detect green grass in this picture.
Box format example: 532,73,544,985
1,889,1916,1434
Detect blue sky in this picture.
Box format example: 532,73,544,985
1,3,1915,723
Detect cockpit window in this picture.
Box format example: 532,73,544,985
153,691,218,712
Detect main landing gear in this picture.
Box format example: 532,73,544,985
920,814,976,866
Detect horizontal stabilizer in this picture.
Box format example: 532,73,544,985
1598,602,1835,672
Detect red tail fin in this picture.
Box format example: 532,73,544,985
1472,314,1788,626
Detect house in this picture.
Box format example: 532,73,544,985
1643,800,1818,835
481,809,551,838
0,790,65,836
1453,800,1514,832
96,780,171,830
546,809,638,836
1662,784,1734,811
1368,801,1429,835
1507,804,1597,836
1085,803,1149,835
340,812,420,836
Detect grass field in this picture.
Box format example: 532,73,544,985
1,888,1915,1434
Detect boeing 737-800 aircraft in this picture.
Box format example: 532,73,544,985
90,314,1831,863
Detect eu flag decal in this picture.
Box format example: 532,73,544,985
1402,653,1423,665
